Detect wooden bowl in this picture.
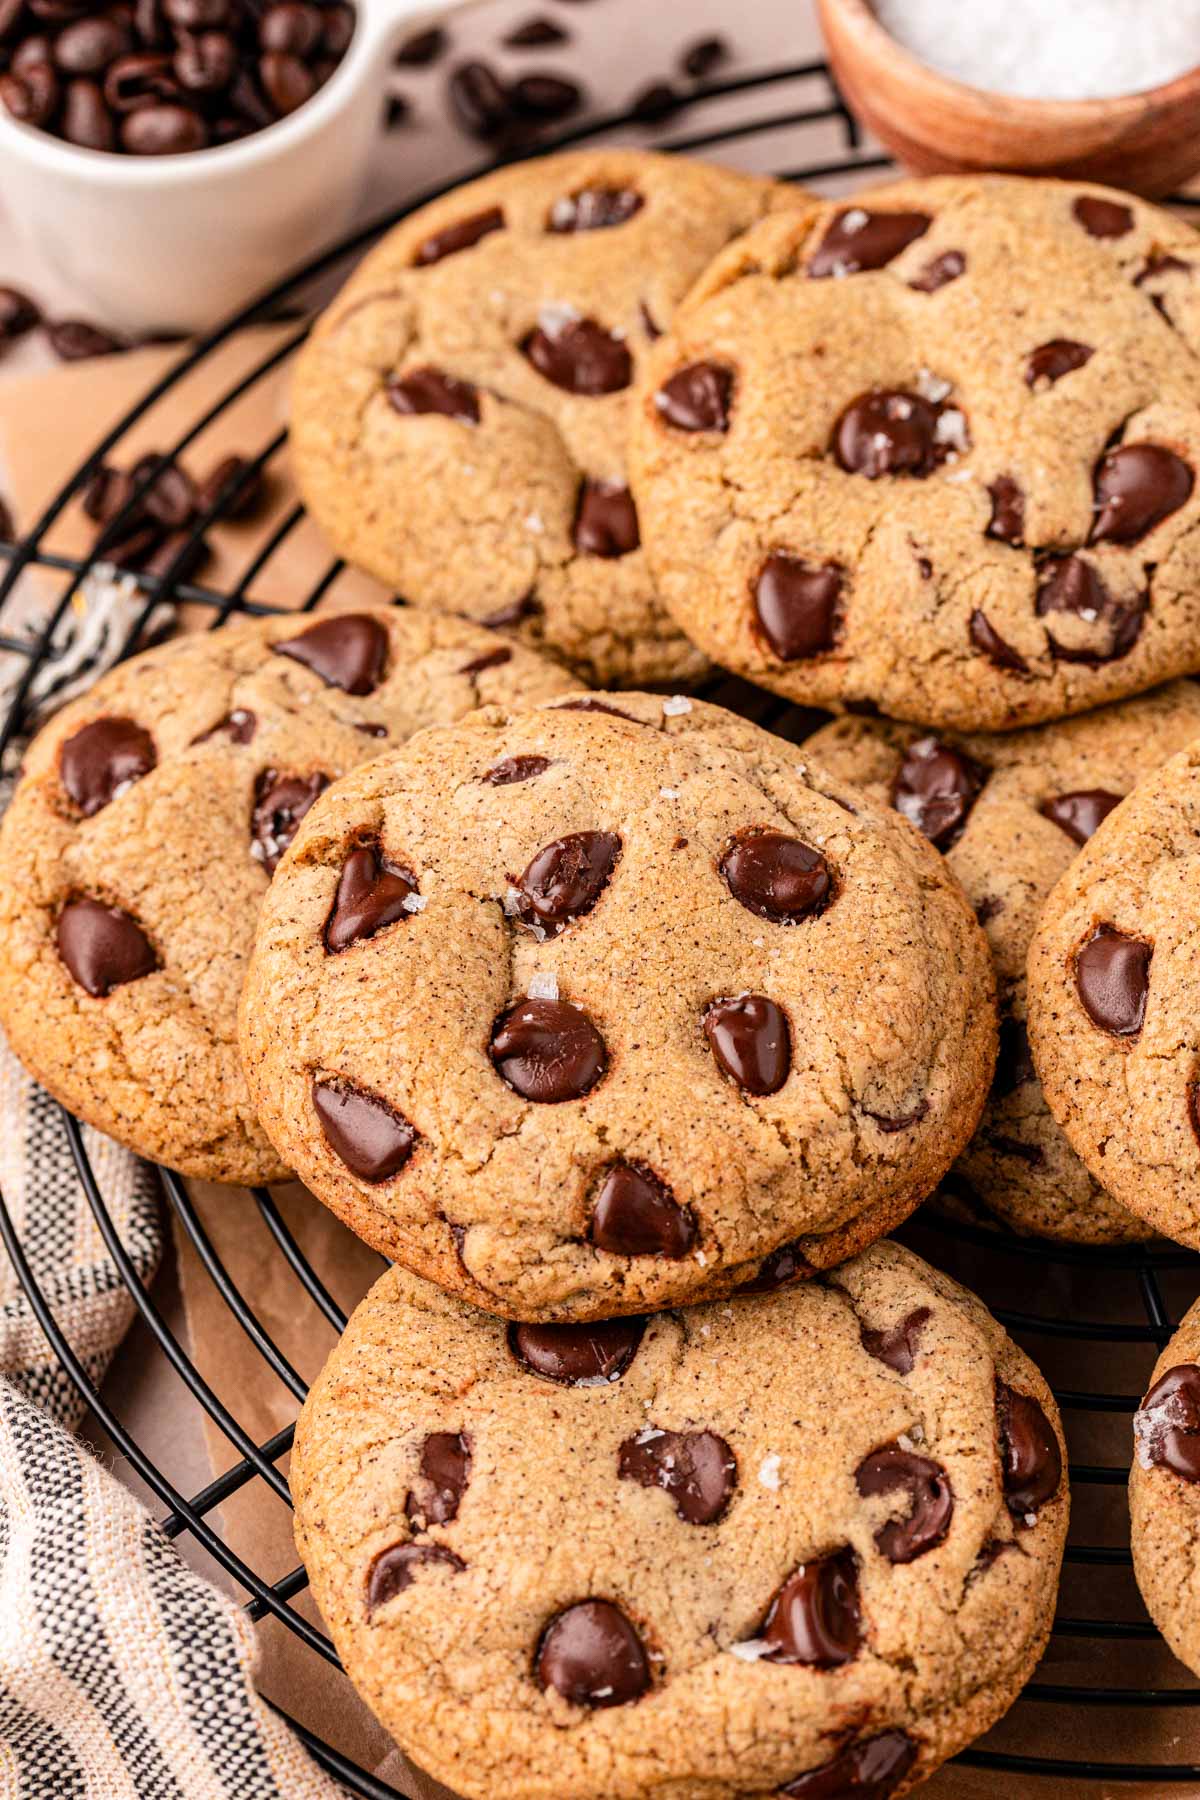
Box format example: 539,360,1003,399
817,0,1200,197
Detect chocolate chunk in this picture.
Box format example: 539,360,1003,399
997,1382,1062,1516
388,367,480,424
1074,924,1151,1036
1136,1364,1200,1482
1040,788,1122,845
483,754,550,786
909,249,966,292
510,1317,643,1385
312,1077,416,1181
861,1306,932,1375
736,1240,814,1295
986,475,1025,545
720,829,832,923
414,205,504,267
1036,554,1145,665
808,209,931,278
969,609,1029,674
992,1017,1035,1097
1090,443,1193,544
57,897,157,997
753,553,841,660
855,1444,953,1562
759,1549,861,1666
514,831,620,937
780,1732,917,1798
460,646,512,675
1025,339,1093,387
404,1432,470,1527
891,736,986,849
490,996,606,1101
832,389,945,479
536,1600,650,1707
192,708,256,746
250,769,328,872
573,480,639,557
366,1543,462,1613
704,994,790,1096
60,716,156,816
549,186,642,232
274,613,388,696
619,1427,735,1523
324,843,417,952
1073,194,1134,238
591,1162,695,1258
521,316,631,396
655,362,732,432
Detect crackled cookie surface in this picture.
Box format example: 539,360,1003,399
1131,1300,1200,1679
808,682,1200,1243
1028,741,1200,1246
0,608,574,1182
628,174,1200,731
291,150,804,688
239,693,995,1318
292,1242,1068,1800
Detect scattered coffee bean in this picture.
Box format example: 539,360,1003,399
630,78,682,123
46,318,126,360
0,285,41,343
503,16,567,47
384,90,408,129
394,22,445,66
680,35,728,79
447,57,512,138
509,70,581,120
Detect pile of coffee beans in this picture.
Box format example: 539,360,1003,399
82,448,266,578
0,0,355,155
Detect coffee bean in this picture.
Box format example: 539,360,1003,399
195,452,263,517
55,14,130,71
104,49,176,108
122,99,205,149
503,16,566,47
510,71,580,120
130,453,196,528
0,0,26,32
12,33,55,71
62,74,115,144
165,0,228,25
395,23,445,65
629,78,680,123
681,35,727,79
173,28,235,90
0,58,57,123
259,0,320,55
141,528,210,582
536,1600,650,1707
45,318,125,359
0,285,40,341
259,46,312,113
322,2,353,52
447,58,512,138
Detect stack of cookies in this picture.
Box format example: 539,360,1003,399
14,146,1200,1794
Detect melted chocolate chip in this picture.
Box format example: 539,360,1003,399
1090,443,1194,544
1074,924,1151,1036
855,1444,953,1562
312,1078,417,1181
992,1017,1035,1097
193,708,256,745
807,208,931,278
1025,339,1093,387
274,613,388,696
720,830,832,923
324,843,417,952
536,1600,650,1707
404,1432,471,1527
655,362,733,432
997,1382,1062,1515
483,754,551,785
521,317,631,395
490,997,606,1101
549,187,643,232
909,248,966,292
366,1542,463,1613
57,897,156,997
736,1240,813,1295
1036,555,1145,665
704,994,790,1096
555,697,638,720
862,1099,930,1133
753,553,842,660
618,1427,735,1523
573,480,639,557
510,1317,644,1385
591,1162,695,1258
414,205,504,266
832,389,947,479
250,769,329,873
1040,788,1122,845
514,831,620,937
892,736,986,849
987,1131,1044,1166
969,609,1029,674
1073,194,1134,239
780,1732,917,1799
482,594,539,628
986,475,1025,546
861,1306,932,1375
60,716,155,816
460,646,512,675
388,367,480,424
759,1550,861,1666
1136,1364,1200,1482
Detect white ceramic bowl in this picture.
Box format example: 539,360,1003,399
0,0,437,336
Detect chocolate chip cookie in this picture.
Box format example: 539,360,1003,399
627,174,1200,731
1027,739,1200,1246
291,1239,1068,1800
0,608,575,1183
807,681,1200,1243
290,150,803,688
238,692,995,1318
1131,1301,1200,1677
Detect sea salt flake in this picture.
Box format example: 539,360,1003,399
917,366,952,403
758,1454,783,1491
695,1249,707,1266
897,1433,916,1453
503,886,524,917
935,407,969,452
729,1637,773,1662
659,786,680,799
841,207,869,235
1024,1512,1038,1528
909,1421,926,1444
524,512,544,534
528,970,559,1001
662,694,692,716
402,892,427,913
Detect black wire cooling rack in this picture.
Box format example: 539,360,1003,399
2,54,1200,1798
